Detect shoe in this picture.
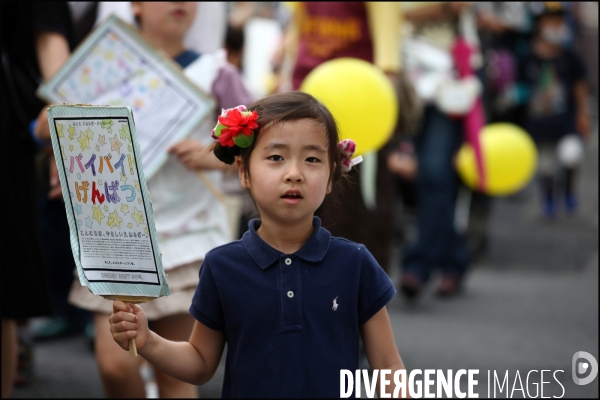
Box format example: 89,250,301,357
400,273,422,299
33,317,73,340
564,193,579,214
436,275,462,297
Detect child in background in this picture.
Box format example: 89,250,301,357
519,2,590,218
68,2,253,397
109,91,407,397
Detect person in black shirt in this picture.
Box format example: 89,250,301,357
1,2,76,394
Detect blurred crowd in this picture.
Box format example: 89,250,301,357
1,1,598,398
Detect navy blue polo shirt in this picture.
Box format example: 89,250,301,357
189,217,396,398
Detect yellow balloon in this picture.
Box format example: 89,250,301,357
300,58,398,156
456,123,538,196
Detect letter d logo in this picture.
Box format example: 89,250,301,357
572,351,598,385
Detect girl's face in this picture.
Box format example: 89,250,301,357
239,119,333,226
132,2,197,39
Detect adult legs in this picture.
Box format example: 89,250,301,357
466,190,493,261
2,319,17,398
439,227,470,281
151,313,198,398
401,106,469,291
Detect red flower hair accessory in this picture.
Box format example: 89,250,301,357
211,105,259,148
338,139,363,173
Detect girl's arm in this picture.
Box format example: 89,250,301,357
34,30,71,199
142,319,226,385
36,30,70,82
360,306,409,398
110,301,225,385
168,139,236,171
32,31,70,142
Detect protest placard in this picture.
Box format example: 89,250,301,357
38,15,215,179
48,104,169,356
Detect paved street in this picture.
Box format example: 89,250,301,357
12,126,598,398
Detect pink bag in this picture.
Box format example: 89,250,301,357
451,36,487,192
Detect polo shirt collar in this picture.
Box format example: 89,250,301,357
242,216,331,270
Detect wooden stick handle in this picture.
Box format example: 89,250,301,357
124,301,139,357
196,171,226,203
129,337,138,357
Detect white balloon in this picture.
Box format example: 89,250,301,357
557,134,584,167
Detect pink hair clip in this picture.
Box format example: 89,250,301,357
338,139,363,173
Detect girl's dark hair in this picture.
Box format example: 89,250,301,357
212,91,347,187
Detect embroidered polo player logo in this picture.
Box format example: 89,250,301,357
332,297,339,311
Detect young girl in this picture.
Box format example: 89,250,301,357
109,92,407,397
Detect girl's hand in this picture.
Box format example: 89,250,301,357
386,151,418,181
34,107,51,141
109,301,150,352
168,138,206,170
169,138,236,171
